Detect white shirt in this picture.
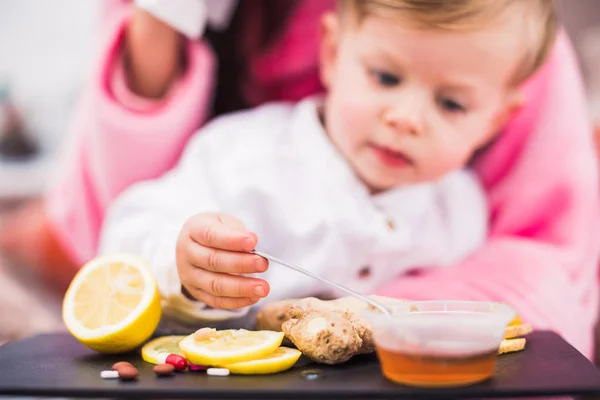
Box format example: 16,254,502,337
134,0,238,38
98,97,488,328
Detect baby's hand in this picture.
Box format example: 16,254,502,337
176,213,270,309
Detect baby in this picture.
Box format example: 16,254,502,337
99,0,557,326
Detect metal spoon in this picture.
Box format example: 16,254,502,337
251,250,392,316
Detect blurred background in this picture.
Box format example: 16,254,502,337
0,0,599,346
0,0,102,198
0,0,102,344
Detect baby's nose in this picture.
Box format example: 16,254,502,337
382,94,426,136
382,106,424,136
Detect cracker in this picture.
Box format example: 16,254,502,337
498,337,527,354
504,323,533,339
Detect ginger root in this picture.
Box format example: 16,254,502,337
255,295,400,364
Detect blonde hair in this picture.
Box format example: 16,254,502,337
339,0,558,84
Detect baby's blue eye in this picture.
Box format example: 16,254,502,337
370,70,400,87
439,98,466,113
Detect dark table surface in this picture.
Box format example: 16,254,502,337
0,330,599,399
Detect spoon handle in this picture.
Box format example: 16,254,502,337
251,250,391,316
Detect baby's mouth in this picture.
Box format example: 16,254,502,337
370,144,414,168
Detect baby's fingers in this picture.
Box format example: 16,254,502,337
187,214,257,252
192,267,270,301
188,245,268,274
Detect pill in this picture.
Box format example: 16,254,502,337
153,363,176,376
188,363,207,372
117,366,139,381
112,361,134,371
157,352,188,371
100,370,120,379
207,368,230,377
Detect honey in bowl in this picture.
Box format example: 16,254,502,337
364,301,515,388
377,346,497,387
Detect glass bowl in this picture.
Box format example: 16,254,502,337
363,300,516,387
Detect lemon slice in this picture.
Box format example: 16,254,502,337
223,347,302,375
141,335,187,364
179,329,285,366
62,253,162,353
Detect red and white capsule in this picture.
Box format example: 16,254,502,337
157,353,188,371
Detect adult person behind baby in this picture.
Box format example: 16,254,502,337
0,0,335,288
98,0,600,360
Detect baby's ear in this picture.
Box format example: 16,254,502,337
506,90,526,118
319,12,340,90
490,90,526,135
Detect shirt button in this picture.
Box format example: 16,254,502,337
358,265,372,279
386,219,395,230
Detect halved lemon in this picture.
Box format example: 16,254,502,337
141,335,186,364
62,253,162,353
179,329,284,366
223,346,302,375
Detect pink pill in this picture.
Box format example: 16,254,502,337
188,363,207,372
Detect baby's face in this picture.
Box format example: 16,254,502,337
320,11,526,192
